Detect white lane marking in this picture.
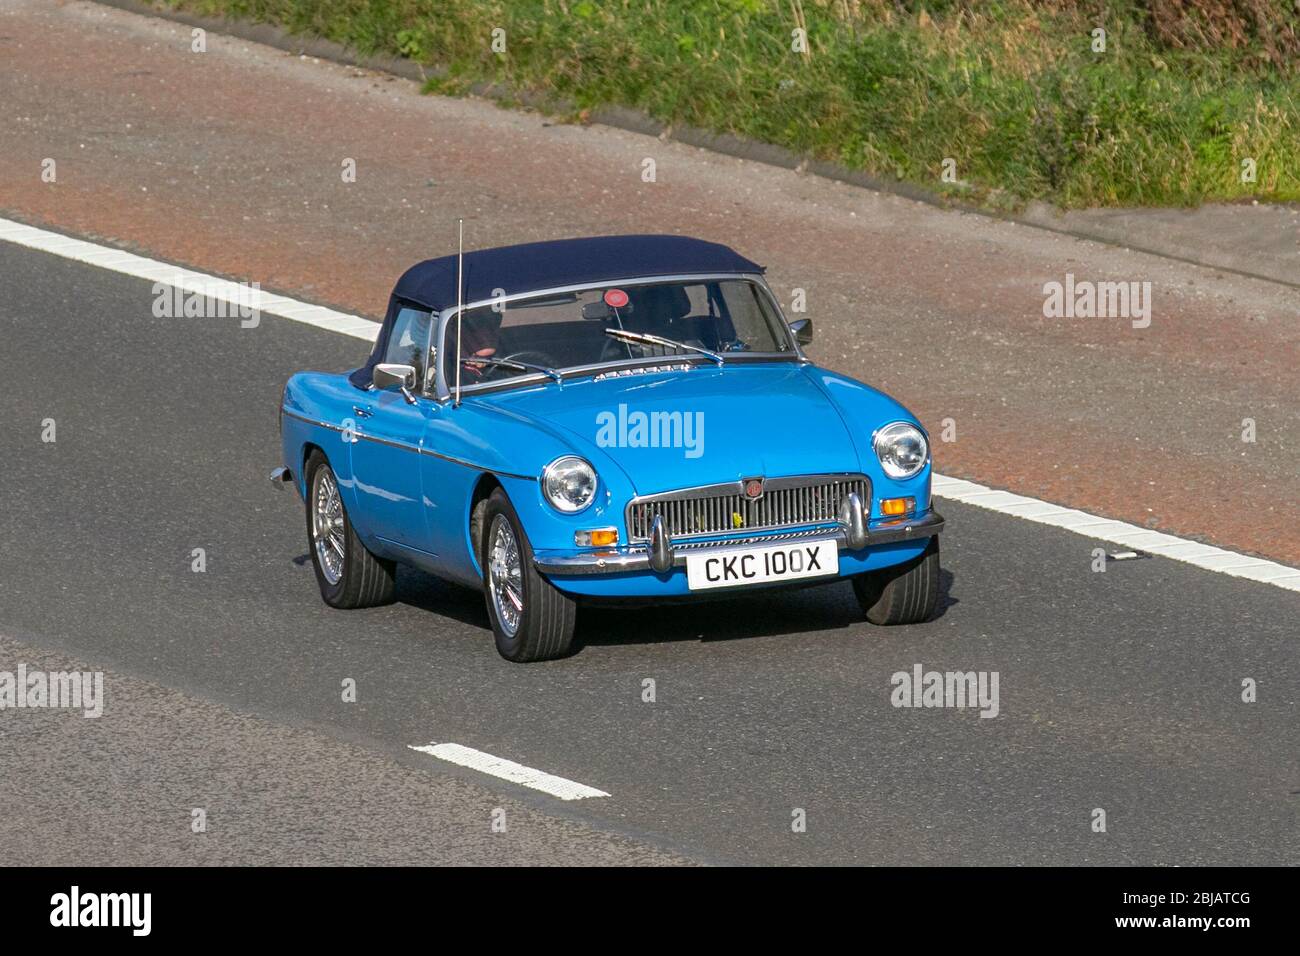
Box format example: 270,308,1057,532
3,216,1296,594
931,475,1300,592
408,743,610,800
0,216,379,342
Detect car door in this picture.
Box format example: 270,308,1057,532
349,304,434,551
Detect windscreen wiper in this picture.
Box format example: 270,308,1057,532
604,328,724,366
464,356,563,383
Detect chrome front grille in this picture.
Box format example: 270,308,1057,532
627,474,869,542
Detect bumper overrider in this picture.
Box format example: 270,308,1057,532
534,491,944,575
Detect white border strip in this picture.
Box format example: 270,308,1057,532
932,475,1300,591
0,216,379,342
3,215,1297,594
409,743,610,800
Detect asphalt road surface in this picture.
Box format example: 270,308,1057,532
3,0,1299,566
1,241,1295,865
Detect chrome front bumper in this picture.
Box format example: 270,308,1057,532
534,496,944,576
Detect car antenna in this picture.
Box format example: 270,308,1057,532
454,217,464,408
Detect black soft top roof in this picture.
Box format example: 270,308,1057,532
352,234,764,388
391,234,762,311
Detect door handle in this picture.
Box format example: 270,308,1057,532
352,405,373,418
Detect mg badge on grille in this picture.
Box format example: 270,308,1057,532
744,478,764,499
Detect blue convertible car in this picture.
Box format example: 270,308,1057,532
275,235,944,661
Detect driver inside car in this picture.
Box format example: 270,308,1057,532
458,310,503,380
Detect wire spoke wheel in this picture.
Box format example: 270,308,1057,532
312,466,346,586
487,515,524,637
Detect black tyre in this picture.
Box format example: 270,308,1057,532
480,488,576,662
852,536,940,625
304,449,396,609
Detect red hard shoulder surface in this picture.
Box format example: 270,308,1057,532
2,0,1297,564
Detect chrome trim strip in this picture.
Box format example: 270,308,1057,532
418,448,536,482
433,353,797,403
282,408,346,433
279,407,535,481
628,472,869,507
280,408,419,452
567,352,792,375
592,362,695,382
671,526,835,549
360,432,419,453
535,511,944,575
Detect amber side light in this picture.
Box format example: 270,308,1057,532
575,528,619,547
880,497,916,517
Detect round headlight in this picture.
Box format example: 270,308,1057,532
542,456,598,513
874,422,928,479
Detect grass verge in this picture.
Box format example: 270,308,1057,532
168,0,1300,209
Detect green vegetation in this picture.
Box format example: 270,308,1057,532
173,0,1300,209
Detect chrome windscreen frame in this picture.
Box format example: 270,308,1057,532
429,272,802,402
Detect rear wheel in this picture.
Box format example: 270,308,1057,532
481,488,576,662
853,536,940,625
305,450,396,609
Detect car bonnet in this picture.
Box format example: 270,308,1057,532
475,364,864,496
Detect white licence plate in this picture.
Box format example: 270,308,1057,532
685,539,838,591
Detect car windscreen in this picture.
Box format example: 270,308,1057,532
442,278,794,388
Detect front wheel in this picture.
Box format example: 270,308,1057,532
481,488,576,662
304,450,396,609
852,536,940,625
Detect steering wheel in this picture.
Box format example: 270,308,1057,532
501,350,560,371
461,350,561,382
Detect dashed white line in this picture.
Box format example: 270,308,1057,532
2,214,1297,594
409,743,610,800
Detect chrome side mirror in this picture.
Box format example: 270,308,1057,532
789,318,813,347
374,363,418,404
